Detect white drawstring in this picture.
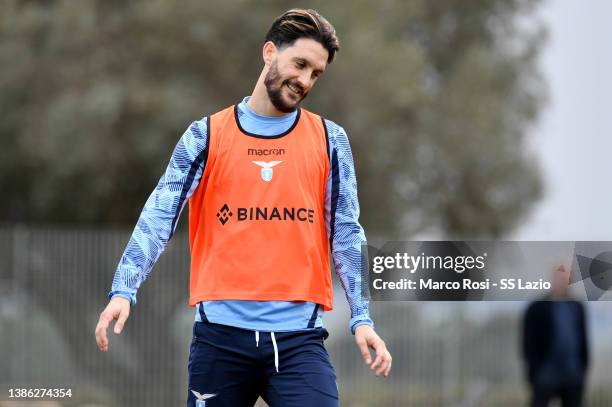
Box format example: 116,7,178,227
254,330,279,372
271,332,279,373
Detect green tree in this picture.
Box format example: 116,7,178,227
1,0,544,239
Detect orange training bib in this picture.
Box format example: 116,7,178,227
188,105,333,310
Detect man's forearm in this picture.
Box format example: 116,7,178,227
324,118,373,333
108,120,209,304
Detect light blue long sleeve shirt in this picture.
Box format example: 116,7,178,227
109,97,373,333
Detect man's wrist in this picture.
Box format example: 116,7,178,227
109,291,136,305
350,318,374,335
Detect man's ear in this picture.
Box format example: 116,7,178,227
263,41,277,66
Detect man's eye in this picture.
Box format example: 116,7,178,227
296,62,305,68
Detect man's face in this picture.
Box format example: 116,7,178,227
264,38,328,113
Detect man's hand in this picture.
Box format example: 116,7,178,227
354,325,392,377
95,296,131,352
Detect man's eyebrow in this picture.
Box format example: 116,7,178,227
293,57,325,73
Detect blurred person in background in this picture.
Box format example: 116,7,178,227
522,261,589,407
94,8,391,407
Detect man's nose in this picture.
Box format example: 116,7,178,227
296,73,310,92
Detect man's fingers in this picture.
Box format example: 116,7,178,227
370,341,392,377
354,327,393,377
114,309,129,335
378,353,392,377
95,324,107,351
95,298,131,352
384,356,392,377
370,341,386,372
375,353,390,376
370,350,384,371
95,313,111,351
356,338,372,365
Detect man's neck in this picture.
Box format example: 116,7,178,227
247,72,291,117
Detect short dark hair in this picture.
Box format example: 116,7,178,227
264,9,340,64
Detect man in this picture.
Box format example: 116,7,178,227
522,262,589,407
95,9,392,406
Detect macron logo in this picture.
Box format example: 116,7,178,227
248,148,285,156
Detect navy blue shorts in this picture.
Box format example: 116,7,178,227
187,319,339,406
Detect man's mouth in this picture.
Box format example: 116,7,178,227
285,82,303,96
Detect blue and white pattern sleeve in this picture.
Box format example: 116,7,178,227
324,119,374,334
109,119,209,305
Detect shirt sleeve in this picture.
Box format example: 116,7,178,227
323,119,374,334
108,119,209,305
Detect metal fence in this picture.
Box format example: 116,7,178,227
1,225,611,406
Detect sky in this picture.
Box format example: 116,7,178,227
515,0,612,240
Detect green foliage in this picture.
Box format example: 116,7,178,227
1,0,544,238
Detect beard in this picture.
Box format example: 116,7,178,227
264,60,308,113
